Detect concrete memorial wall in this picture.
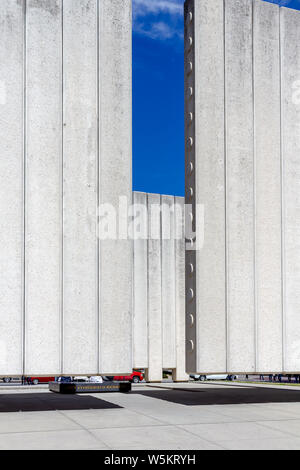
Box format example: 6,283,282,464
132,192,188,382
0,0,132,376
185,0,300,374
2,0,300,380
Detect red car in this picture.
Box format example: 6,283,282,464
113,371,143,384
26,376,55,385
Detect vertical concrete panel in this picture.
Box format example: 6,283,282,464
147,194,162,382
185,0,197,375
133,192,148,369
225,0,255,372
194,0,226,373
174,198,188,381
161,196,176,369
0,0,24,375
62,0,98,374
281,7,300,372
25,0,62,374
99,0,132,374
254,0,282,372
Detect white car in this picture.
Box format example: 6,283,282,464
89,376,103,383
190,374,238,382
73,376,103,383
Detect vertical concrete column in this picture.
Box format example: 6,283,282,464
133,192,148,369
281,7,300,372
174,198,189,382
194,0,227,373
0,0,24,375
147,194,163,382
185,0,227,374
225,0,255,373
25,0,63,375
253,0,282,373
161,196,176,370
185,0,197,375
62,0,98,375
98,0,132,374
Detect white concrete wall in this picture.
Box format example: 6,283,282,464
62,0,98,375
187,0,227,374
132,192,148,369
174,197,188,381
0,1,24,376
133,193,188,382
281,6,300,372
185,0,300,374
254,0,282,373
0,0,132,376
25,0,63,376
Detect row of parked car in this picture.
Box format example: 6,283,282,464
1,371,144,385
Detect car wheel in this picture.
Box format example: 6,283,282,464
3,377,11,384
132,376,140,384
199,375,206,382
33,379,39,385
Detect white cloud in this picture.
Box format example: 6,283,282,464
133,0,183,18
135,20,180,40
133,0,183,41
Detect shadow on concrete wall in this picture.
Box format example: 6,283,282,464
0,393,122,413
133,386,300,406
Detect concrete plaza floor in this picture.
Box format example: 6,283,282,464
0,381,300,449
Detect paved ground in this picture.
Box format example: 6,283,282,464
0,381,300,449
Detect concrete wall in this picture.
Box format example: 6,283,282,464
0,0,132,376
185,0,300,374
133,193,188,382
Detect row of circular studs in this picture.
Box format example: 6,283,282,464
186,9,194,209
186,8,195,350
185,10,195,227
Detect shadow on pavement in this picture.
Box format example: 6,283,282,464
0,393,122,413
133,386,300,406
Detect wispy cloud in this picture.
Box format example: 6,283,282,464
134,20,180,40
133,0,183,41
133,0,183,18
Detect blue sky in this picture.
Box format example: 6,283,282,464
132,0,300,197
